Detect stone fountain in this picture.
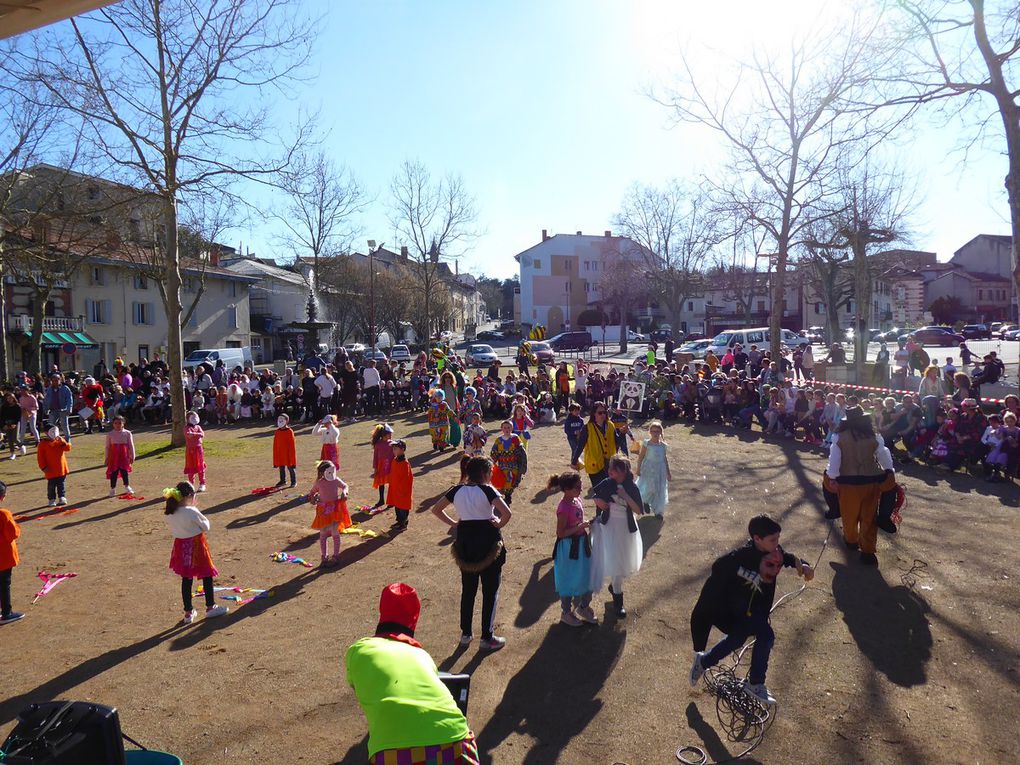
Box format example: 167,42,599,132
289,287,334,354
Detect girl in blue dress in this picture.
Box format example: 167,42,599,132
549,472,597,627
635,421,671,517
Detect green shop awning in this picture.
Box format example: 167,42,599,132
30,330,100,351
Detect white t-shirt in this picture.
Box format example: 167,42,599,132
166,505,211,539
315,373,337,398
444,483,499,522
362,367,381,389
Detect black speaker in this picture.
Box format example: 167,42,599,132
1,701,126,765
438,672,471,717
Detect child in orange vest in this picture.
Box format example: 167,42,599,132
0,480,24,624
273,414,297,488
387,440,414,529
371,424,394,507
37,425,71,507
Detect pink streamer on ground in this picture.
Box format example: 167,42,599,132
32,571,78,604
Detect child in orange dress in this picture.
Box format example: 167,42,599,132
164,481,228,624
308,460,350,567
371,424,394,507
184,411,206,492
37,425,71,507
273,414,297,488
387,439,414,529
1,480,25,624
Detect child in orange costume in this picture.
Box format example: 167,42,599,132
37,425,71,507
1,481,24,624
386,440,414,529
307,460,351,567
273,414,297,488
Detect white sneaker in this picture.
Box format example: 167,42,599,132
575,605,599,624
20,445,26,455
108,488,117,497
8,454,15,460
182,609,197,624
560,611,583,627
459,634,473,646
125,486,134,494
689,651,707,687
57,497,67,506
205,605,229,618
198,484,207,492
743,681,777,706
48,499,57,507
480,636,506,651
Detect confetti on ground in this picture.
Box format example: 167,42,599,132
117,493,145,500
250,487,281,496
195,586,274,605
32,571,78,604
270,551,313,567
341,523,382,539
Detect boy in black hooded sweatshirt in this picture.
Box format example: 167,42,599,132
688,514,814,705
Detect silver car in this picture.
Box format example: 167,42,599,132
465,343,498,367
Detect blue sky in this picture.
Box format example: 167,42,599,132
228,0,1011,280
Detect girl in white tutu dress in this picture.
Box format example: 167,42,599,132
589,455,644,618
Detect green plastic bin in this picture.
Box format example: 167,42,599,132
125,751,183,764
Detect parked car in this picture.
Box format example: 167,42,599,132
364,350,388,363
990,321,1005,334
673,340,713,360
438,330,454,341
343,343,366,354
464,344,499,367
874,328,902,344
997,324,1017,339
529,340,555,365
708,327,803,357
547,330,593,352
649,329,676,342
805,326,826,344
1003,327,1020,341
476,330,505,341
961,323,992,340
628,329,648,343
389,344,412,363
684,332,706,341
898,327,965,346
183,346,252,372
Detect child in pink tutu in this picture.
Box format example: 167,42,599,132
105,416,136,496
307,460,351,567
313,415,341,468
184,411,207,492
164,481,228,624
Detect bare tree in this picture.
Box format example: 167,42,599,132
613,180,719,328
273,150,367,285
796,238,854,346
598,245,650,354
388,160,478,339
659,12,895,357
882,0,1019,370
0,41,65,381
316,255,367,348
828,162,911,379
22,0,315,446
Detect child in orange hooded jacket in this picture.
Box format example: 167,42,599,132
0,480,24,624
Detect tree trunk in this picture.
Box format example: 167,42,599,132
0,255,8,383
163,196,186,448
770,252,785,360
826,303,841,351
852,237,871,383
27,283,51,376
620,309,629,354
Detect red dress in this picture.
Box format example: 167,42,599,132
169,534,218,578
184,426,206,476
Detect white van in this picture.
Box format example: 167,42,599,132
183,347,253,373
707,327,803,357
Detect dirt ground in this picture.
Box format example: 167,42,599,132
1,413,1018,765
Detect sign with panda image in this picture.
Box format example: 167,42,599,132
619,380,646,413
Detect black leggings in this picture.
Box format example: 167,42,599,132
110,469,129,489
460,561,503,640
181,576,215,612
378,485,386,505
1,568,12,617
278,466,296,485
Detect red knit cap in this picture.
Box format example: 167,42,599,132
378,582,420,631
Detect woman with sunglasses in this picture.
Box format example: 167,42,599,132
570,402,622,486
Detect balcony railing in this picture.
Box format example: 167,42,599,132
7,314,85,333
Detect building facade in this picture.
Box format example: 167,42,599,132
223,256,310,362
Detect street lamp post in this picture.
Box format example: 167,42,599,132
369,246,377,356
